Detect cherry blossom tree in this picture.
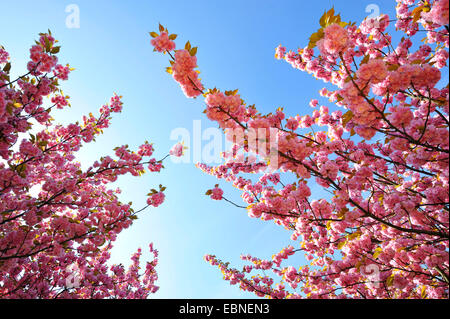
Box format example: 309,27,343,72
0,32,174,298
151,0,449,299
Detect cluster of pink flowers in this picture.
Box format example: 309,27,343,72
169,142,184,157
172,49,204,98
0,48,8,64
422,0,449,26
150,32,176,52
272,246,295,267
53,64,70,80
209,186,224,200
151,0,449,299
284,266,298,287
431,48,449,68
360,14,390,39
356,59,388,84
137,141,154,157
0,32,169,298
147,191,165,207
28,34,58,73
204,254,288,298
318,23,350,55
377,64,442,95
275,45,286,60
204,90,249,129
51,94,69,109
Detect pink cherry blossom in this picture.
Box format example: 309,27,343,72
422,0,449,26
357,59,388,84
147,192,165,207
320,23,350,55
169,142,185,157
209,186,224,201
152,0,449,299
0,32,170,298
150,32,176,52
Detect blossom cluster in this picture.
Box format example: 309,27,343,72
150,32,176,52
153,0,449,299
0,33,171,298
172,49,204,98
149,27,204,98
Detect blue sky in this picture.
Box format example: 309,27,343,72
1,0,399,298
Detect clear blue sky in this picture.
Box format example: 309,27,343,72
1,0,398,298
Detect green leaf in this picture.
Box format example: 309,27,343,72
327,7,335,20
150,31,159,38
388,64,400,71
344,76,353,83
337,240,346,250
331,13,342,25
51,46,60,54
3,62,11,72
360,55,370,66
319,10,328,27
385,274,394,287
373,247,383,259
308,28,324,49
411,6,424,24
44,36,51,52
322,7,335,27
341,110,354,127
420,286,427,299
185,41,191,51
190,46,198,56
